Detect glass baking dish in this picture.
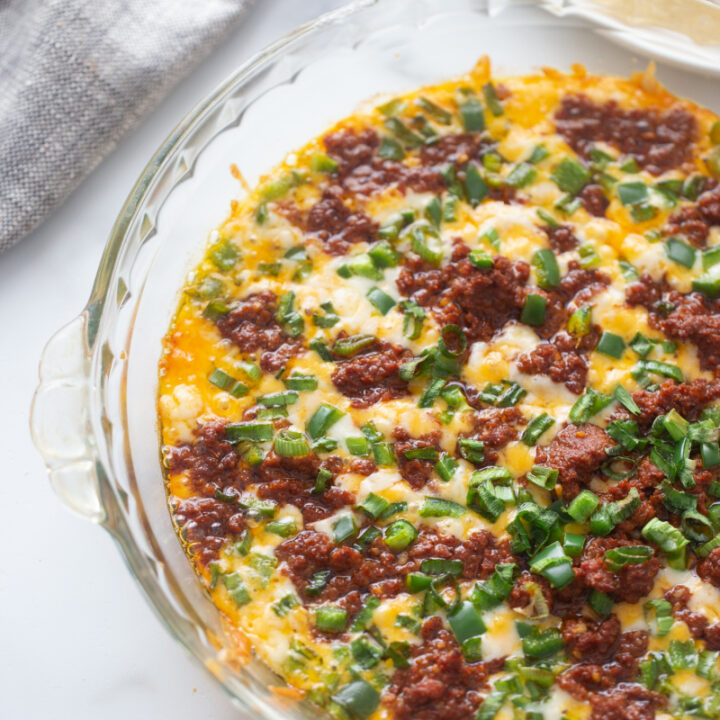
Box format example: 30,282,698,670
30,0,720,716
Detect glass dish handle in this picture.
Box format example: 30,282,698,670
31,315,105,522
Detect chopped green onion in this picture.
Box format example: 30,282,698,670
202,299,231,322
522,414,555,446
458,437,485,464
449,600,487,645
459,97,485,132
483,152,502,172
637,359,684,383
569,387,613,424
332,680,380,720
403,446,438,461
306,403,345,439
332,514,357,544
702,442,720,468
366,286,396,316
399,299,426,340
567,490,600,523
353,526,381,553
682,509,714,543
482,82,504,116
310,153,338,173
617,181,649,206
467,479,506,522
208,368,235,391
532,249,560,288
606,419,644,451
666,237,697,268
613,384,641,415
222,573,251,606
529,541,574,589
372,441,395,467
406,573,432,593
209,239,240,271
521,293,547,326
551,157,591,194
311,437,338,454
589,590,613,617
568,305,592,336
629,332,655,359
273,430,310,457
272,593,299,617
480,226,501,249
424,196,442,228
693,265,720,298
384,519,418,551
305,570,331,597
309,337,332,361
663,408,689,441
312,467,332,495
265,517,297,538
380,501,407,522
350,637,383,670
419,497,466,518
421,558,464,576
697,649,720,679
410,223,444,264
537,208,560,228
275,291,304,338
384,117,423,147
702,245,720,271
284,373,318,392
395,614,421,634
526,465,559,490
415,96,452,124
522,628,565,659
435,452,459,482
443,194,459,222
259,391,299,407
698,534,720,557
333,334,376,357
707,146,720,178
669,639,699,671
563,532,585,557
468,249,494,269
344,252,384,280
346,436,371,456
225,422,273,443
358,493,389,520
464,163,489,206
596,331,626,359
528,145,549,164
604,544,653,571
642,517,688,569
368,240,401,268
619,156,640,173
470,563,517,611
578,243,601,268
506,163,537,189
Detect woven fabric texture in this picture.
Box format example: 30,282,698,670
0,0,251,252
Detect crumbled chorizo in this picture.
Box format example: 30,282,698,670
392,428,442,489
556,94,697,175
384,616,505,720
397,244,530,343
215,290,304,372
534,423,615,499
331,340,411,407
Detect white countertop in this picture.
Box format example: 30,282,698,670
0,2,345,717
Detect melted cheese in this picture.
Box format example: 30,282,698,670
157,58,720,720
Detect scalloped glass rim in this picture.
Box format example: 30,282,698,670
31,0,720,717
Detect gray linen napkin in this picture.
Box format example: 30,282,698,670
0,0,252,253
